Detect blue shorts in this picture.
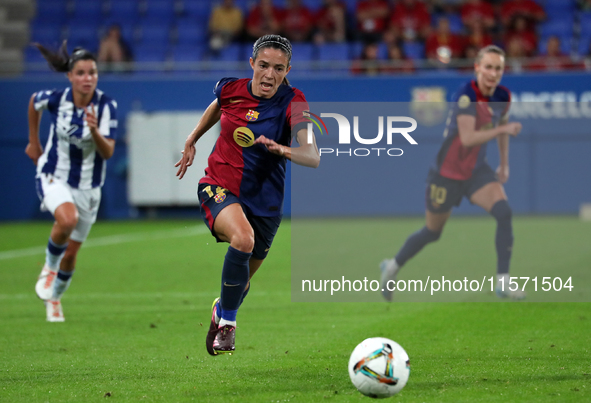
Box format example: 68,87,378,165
198,183,282,260
425,164,498,213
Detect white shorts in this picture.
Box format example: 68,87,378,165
35,174,101,243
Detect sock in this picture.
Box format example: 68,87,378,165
395,226,441,267
52,269,74,300
219,246,251,325
239,283,250,308
490,200,513,275
214,299,222,324
46,238,67,270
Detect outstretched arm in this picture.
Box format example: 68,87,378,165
175,99,222,179
457,114,521,148
254,127,320,168
25,94,44,165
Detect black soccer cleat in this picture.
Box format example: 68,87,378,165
213,324,236,354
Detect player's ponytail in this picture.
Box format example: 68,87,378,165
32,40,96,72
252,34,291,85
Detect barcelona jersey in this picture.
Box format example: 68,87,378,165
434,80,511,181
199,78,310,217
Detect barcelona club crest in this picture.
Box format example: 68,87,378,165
410,87,447,127
246,109,259,122
214,187,227,204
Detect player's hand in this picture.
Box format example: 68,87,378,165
504,122,522,137
254,135,286,157
25,142,43,165
496,165,509,184
85,103,99,134
175,142,196,179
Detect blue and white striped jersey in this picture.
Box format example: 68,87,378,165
34,87,117,189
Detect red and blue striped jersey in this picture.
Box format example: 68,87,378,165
434,80,511,180
199,78,309,216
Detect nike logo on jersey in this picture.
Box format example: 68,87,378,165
224,282,240,287
229,99,243,104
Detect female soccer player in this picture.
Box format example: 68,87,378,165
175,34,320,355
380,45,525,301
27,41,117,321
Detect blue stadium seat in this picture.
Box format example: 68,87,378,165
171,44,206,62
70,1,105,21
175,18,208,45
143,0,176,22
580,12,591,37
134,43,169,62
317,43,349,61
538,35,573,55
543,0,576,13
24,46,48,63
211,44,243,61
539,18,574,38
402,41,425,60
107,0,140,25
181,0,212,19
577,34,591,56
290,43,316,63
137,21,172,46
33,0,69,25
432,13,464,34
67,22,100,51
30,24,63,46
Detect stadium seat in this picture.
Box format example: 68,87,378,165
402,41,425,60
30,24,64,46
33,0,69,25
66,22,100,51
134,43,169,62
175,18,209,45
24,46,48,63
432,14,464,34
317,43,349,61
290,43,316,62
577,34,591,56
137,21,172,47
180,0,212,19
580,12,591,37
171,44,206,62
107,0,140,25
70,1,105,21
210,44,243,62
539,19,574,38
543,0,576,13
143,0,176,23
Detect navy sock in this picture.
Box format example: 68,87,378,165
220,246,251,322
490,200,513,275
395,226,441,267
239,283,250,307
57,270,73,281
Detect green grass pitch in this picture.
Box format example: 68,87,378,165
0,217,590,402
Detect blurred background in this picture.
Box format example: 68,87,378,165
0,0,590,222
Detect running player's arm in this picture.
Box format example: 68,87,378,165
255,128,320,168
176,99,222,179
86,103,116,159
457,115,521,148
496,114,510,183
26,93,44,165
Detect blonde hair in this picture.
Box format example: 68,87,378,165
475,45,505,64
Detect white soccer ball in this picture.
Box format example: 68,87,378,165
348,337,410,398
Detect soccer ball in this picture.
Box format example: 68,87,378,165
348,337,410,398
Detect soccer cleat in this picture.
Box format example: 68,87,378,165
495,286,526,300
35,264,57,301
205,297,220,356
45,300,65,322
213,324,236,354
380,258,400,302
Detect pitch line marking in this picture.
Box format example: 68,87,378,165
0,225,209,261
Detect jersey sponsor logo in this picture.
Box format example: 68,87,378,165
233,127,255,147
410,87,447,126
246,109,259,121
229,99,243,104
458,95,471,109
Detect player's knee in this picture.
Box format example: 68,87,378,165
425,227,441,243
490,200,512,222
231,229,255,253
56,214,78,235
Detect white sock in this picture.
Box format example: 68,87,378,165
497,274,509,286
219,318,236,327
52,276,72,300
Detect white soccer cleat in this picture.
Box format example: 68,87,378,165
45,300,65,322
35,264,57,301
495,275,526,300
380,258,400,302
